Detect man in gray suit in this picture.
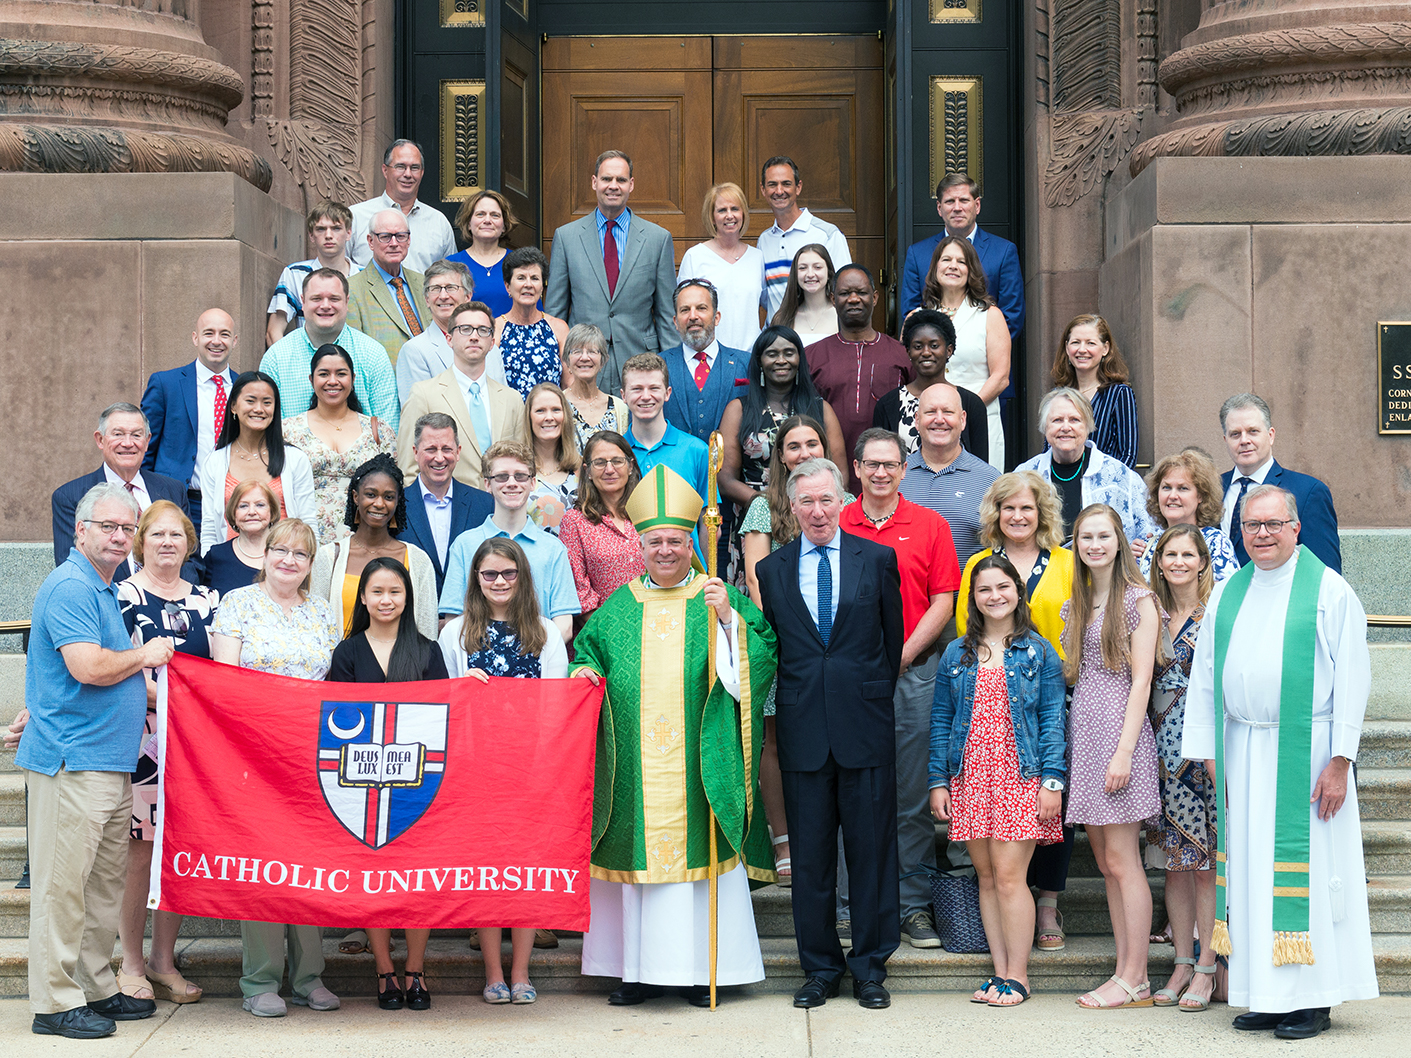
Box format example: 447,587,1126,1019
544,149,676,396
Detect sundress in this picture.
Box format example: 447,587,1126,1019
500,317,562,399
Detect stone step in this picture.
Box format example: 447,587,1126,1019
1356,769,1411,821
0,772,22,826
1369,644,1411,720
0,828,25,879
3,933,1410,1000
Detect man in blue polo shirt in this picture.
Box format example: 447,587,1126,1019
438,440,580,641
621,352,710,558
17,484,174,1039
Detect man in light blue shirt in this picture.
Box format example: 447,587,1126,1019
438,440,579,639
621,352,710,558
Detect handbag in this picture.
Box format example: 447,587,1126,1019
924,863,990,953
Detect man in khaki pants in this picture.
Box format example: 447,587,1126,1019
10,483,173,1038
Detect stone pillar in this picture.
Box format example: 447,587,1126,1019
0,0,270,188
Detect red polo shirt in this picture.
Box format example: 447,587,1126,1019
841,494,961,638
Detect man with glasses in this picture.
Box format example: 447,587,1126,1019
1182,484,1375,1039
436,441,579,642
18,483,175,1038
662,279,749,443
397,301,524,491
52,404,192,579
395,260,508,405
840,428,961,950
349,139,455,273
1218,392,1341,572
259,267,401,432
347,208,430,365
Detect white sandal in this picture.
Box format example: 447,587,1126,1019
1077,975,1155,1009
772,832,791,888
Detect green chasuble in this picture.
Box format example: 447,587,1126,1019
573,575,778,887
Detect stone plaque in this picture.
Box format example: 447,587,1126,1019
1378,322,1411,434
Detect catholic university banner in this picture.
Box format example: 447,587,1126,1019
148,653,602,929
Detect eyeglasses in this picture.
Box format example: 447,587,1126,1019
162,601,190,636
84,520,138,537
451,323,494,338
388,163,424,174
370,231,412,244
477,568,519,583
427,283,464,296
1241,519,1291,536
268,546,313,563
486,471,533,485
589,457,629,470
859,459,903,473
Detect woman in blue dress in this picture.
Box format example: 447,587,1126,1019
447,189,517,318
493,247,569,400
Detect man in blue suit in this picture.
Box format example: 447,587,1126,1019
661,279,749,443
140,308,239,530
1218,392,1341,572
899,173,1024,338
52,403,193,579
397,412,494,599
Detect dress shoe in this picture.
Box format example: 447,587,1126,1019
853,980,891,1009
1275,1008,1332,1040
1232,1010,1286,1031
88,991,156,1021
793,976,841,1008
405,971,431,1010
683,985,712,1007
608,981,666,1005
32,1007,116,1039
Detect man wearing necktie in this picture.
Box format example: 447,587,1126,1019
346,208,429,367
755,457,904,1011
1218,392,1342,572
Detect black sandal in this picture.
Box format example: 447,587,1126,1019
377,972,404,1010
405,970,431,1011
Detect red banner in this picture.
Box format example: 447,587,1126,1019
150,653,602,930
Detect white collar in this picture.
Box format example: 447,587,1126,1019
1235,456,1274,484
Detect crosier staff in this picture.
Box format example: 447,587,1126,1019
704,429,725,1011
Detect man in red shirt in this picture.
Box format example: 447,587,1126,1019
840,427,962,949
806,266,912,492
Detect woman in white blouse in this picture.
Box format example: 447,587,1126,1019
678,183,765,352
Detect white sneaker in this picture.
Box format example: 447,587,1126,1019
242,993,287,1018
290,985,340,1011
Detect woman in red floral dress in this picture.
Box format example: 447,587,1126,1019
930,555,1067,1005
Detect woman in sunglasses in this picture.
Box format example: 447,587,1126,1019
438,537,568,1006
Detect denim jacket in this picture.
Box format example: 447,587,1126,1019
928,632,1067,788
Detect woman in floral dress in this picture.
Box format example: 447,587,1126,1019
493,247,568,400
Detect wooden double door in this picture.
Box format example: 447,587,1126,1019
542,35,886,309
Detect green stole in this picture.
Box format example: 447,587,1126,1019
1210,544,1325,966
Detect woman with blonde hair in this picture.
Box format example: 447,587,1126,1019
1061,503,1163,1009
523,382,581,535
678,182,765,351
203,479,280,596
1130,448,1239,581
560,324,630,450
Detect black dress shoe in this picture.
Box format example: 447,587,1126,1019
608,981,666,1005
853,980,891,1009
683,985,712,1007
88,992,157,1021
404,971,431,1011
377,972,404,1010
1232,1010,1286,1031
1275,1008,1332,1040
32,1007,116,1039
793,976,841,1008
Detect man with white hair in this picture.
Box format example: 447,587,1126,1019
18,484,175,1038
1183,484,1377,1039
349,139,456,272
347,207,430,365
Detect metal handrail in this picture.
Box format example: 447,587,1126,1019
1367,615,1411,628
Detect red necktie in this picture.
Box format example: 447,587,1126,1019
212,372,227,445
693,349,710,390
604,218,619,298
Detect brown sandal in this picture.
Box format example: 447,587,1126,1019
1035,897,1065,951
118,970,154,1001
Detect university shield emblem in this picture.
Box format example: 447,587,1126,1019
317,700,449,849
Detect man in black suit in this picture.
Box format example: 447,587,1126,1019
397,412,493,599
51,403,193,579
755,457,904,1010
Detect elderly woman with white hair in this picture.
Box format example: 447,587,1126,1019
1017,388,1157,543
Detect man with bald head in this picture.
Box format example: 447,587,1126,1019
346,207,430,365
139,308,238,531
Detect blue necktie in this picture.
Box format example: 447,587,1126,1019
1231,476,1253,565
816,547,832,646
467,381,492,452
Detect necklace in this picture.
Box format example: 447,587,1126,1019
862,503,898,527
1050,453,1085,482
312,406,353,433
234,537,264,561
233,440,266,463
366,630,399,645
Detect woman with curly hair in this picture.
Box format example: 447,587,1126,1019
308,452,438,637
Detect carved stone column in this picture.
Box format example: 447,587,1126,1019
0,0,270,188
1133,0,1411,172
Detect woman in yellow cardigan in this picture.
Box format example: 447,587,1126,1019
956,470,1074,952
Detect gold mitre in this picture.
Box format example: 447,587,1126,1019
626,463,703,534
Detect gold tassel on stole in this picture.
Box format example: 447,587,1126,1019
1272,931,1315,966
1211,918,1232,957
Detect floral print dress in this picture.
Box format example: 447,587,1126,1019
283,412,395,542
464,620,543,678
500,317,562,399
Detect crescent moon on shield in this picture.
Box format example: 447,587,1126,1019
327,710,366,740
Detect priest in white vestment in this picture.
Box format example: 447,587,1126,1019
1183,485,1377,1040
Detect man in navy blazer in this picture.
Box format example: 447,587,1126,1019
899,174,1024,338
1218,392,1341,572
397,412,494,597
661,280,749,442
53,403,194,579
755,458,904,1010
140,308,239,530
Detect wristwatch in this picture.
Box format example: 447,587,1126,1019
1041,778,1065,792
